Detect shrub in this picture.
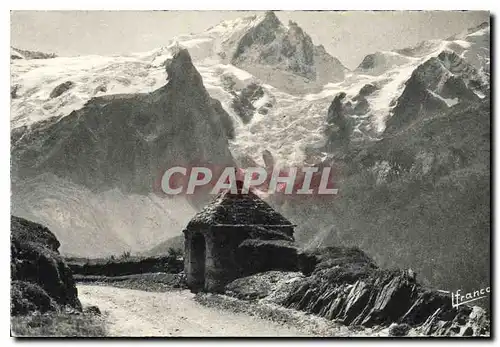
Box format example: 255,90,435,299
119,251,131,260
167,247,183,259
11,312,106,337
11,281,57,316
389,323,411,337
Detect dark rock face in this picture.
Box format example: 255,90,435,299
385,51,486,135
94,84,107,94
384,70,446,134
233,12,283,65
419,304,490,336
322,83,382,147
211,98,235,139
278,247,489,336
11,215,61,251
220,71,273,123
49,81,75,99
358,83,378,97
358,54,376,70
230,82,267,123
11,216,82,315
228,11,346,94
11,84,20,99
325,92,355,148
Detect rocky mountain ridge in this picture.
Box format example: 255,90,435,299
11,49,232,255
216,11,348,93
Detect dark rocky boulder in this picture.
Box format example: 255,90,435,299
389,323,411,336
84,305,102,315
11,216,82,315
226,271,303,301
93,84,107,94
297,246,377,276
358,83,378,97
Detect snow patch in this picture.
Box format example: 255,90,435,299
427,89,460,107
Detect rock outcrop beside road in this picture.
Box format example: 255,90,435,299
11,216,82,315
224,246,490,337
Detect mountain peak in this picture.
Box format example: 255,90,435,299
11,46,57,60
223,13,346,93
355,51,412,76
467,21,489,34
165,48,204,87
263,10,281,26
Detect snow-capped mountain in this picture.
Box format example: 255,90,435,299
211,11,348,94
11,48,233,255
10,13,490,259
325,21,489,144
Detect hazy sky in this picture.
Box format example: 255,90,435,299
11,11,489,69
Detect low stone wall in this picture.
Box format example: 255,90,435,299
67,256,183,277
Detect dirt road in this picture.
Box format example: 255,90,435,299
78,285,312,337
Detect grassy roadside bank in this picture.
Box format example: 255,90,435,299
11,311,106,337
